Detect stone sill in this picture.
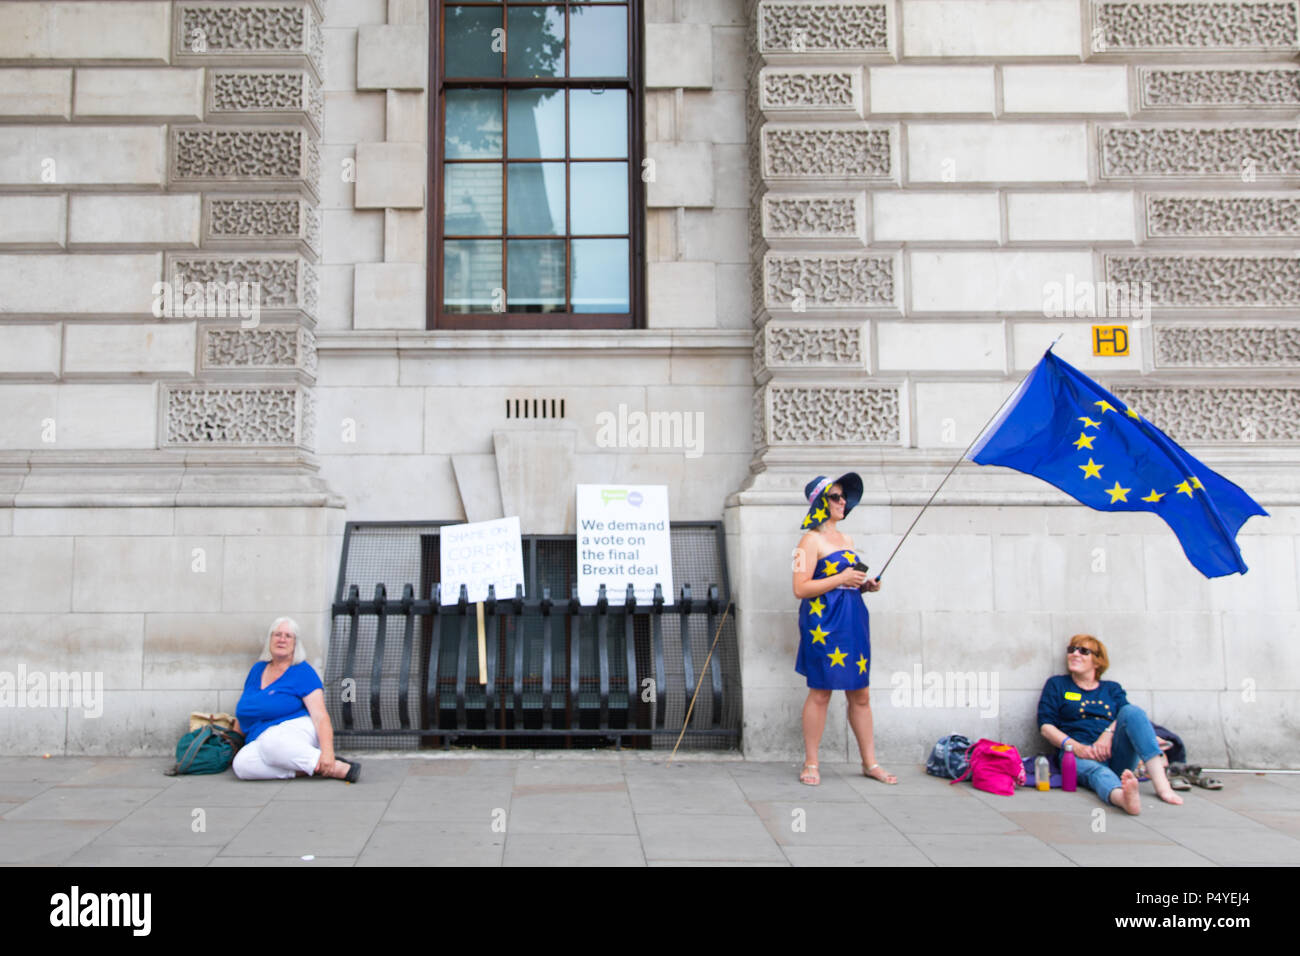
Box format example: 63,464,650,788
315,328,753,357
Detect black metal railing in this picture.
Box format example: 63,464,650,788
323,522,740,749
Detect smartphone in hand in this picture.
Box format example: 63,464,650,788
852,561,872,592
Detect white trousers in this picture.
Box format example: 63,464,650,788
232,715,321,780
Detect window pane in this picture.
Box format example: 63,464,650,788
446,90,502,159
570,162,627,234
445,164,502,235
507,89,564,159
507,239,566,312
507,162,565,235
569,5,626,77
571,239,628,312
506,6,565,78
570,89,626,158
445,7,503,77
444,240,502,313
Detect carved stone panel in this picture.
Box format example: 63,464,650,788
1092,1,1300,53
764,253,896,310
171,126,320,196
175,2,324,80
758,2,890,54
205,196,321,256
759,67,860,112
763,322,866,368
767,384,900,444
1104,255,1300,307
1138,67,1300,109
209,68,323,132
1145,194,1300,237
164,384,310,447
1111,386,1300,442
165,253,319,321
762,193,865,242
201,325,317,375
1154,326,1300,367
761,125,894,180
1100,126,1300,179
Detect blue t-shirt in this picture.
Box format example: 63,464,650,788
236,661,323,743
1035,674,1130,746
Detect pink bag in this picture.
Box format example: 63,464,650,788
950,738,1027,796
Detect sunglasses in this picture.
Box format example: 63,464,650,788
1066,646,1096,657
824,493,846,502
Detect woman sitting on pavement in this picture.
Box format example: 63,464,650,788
231,617,360,782
1037,634,1180,814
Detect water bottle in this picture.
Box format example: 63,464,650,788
1035,755,1050,791
1062,742,1077,792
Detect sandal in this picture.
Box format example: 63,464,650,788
862,763,897,785
1183,765,1222,790
1166,762,1192,791
799,763,820,786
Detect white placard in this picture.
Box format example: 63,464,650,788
576,485,674,606
439,516,525,605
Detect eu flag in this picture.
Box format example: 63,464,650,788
968,349,1268,577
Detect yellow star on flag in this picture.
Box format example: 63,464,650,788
822,560,839,575
828,647,847,668
1073,432,1096,451
1094,400,1117,414
1079,458,1103,480
1191,476,1204,489
856,654,868,674
1141,489,1165,503
808,597,826,618
1078,416,1101,429
1125,408,1140,420
1175,480,1193,497
813,506,827,522
810,625,829,645
1105,481,1130,503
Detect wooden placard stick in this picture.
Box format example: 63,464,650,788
476,601,487,685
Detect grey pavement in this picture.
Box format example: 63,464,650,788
2,753,1298,866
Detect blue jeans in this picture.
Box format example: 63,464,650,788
1066,705,1163,805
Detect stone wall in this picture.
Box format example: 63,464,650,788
733,0,1300,767
0,0,343,754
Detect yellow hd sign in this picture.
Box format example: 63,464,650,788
1092,325,1129,356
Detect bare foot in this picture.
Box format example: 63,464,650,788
1155,787,1184,805
863,763,897,785
1113,769,1142,814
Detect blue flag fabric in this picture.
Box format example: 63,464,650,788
968,349,1267,578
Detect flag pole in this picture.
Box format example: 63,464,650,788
874,338,1060,580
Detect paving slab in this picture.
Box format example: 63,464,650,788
218,799,389,858
637,811,786,863
503,833,646,866
0,756,1294,866
356,821,505,866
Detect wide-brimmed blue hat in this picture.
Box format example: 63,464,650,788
800,472,863,529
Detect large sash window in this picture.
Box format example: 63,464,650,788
433,2,643,328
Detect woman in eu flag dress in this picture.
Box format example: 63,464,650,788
792,473,895,786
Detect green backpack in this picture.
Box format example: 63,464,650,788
164,723,246,776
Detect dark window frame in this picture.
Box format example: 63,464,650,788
428,0,646,330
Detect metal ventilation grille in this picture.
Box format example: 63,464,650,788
506,397,566,419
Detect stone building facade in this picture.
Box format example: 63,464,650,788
0,0,1296,766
